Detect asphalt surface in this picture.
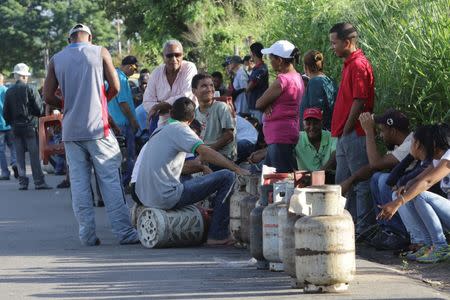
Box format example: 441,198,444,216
0,171,449,299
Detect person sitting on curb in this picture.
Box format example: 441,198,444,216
194,73,236,170
247,108,336,177
340,109,413,247
133,97,249,246
295,107,336,181
378,124,450,263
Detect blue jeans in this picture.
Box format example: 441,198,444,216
14,129,45,187
119,124,136,186
0,130,16,177
406,191,450,247
264,144,297,173
336,131,375,233
370,172,406,234
174,169,236,240
236,139,255,164
397,194,429,244
65,134,138,245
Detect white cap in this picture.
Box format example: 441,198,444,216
261,40,296,58
13,63,31,76
68,23,92,37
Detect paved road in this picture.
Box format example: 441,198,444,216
0,173,449,299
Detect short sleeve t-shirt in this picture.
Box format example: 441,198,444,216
263,71,304,145
134,122,203,209
247,62,269,110
391,133,413,162
294,130,337,171
433,149,450,193
108,68,136,127
195,101,236,160
331,49,375,137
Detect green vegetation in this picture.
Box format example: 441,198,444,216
0,0,115,77
0,0,447,123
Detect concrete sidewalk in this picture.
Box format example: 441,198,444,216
0,174,449,299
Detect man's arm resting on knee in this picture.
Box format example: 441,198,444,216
196,144,249,176
209,129,233,151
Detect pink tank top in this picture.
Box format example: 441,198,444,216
263,71,304,144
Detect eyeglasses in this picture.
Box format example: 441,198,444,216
130,64,138,72
165,53,183,59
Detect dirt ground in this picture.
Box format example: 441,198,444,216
357,244,450,294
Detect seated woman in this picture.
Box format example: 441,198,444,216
378,124,450,263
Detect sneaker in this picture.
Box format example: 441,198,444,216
19,185,28,190
416,245,450,263
12,165,19,178
405,245,431,261
0,176,10,180
370,229,409,251
57,179,70,189
35,183,53,190
356,224,380,243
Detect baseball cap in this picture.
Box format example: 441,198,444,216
222,55,242,67
303,107,323,120
69,23,92,37
121,56,139,66
261,40,295,58
374,108,409,131
13,63,31,76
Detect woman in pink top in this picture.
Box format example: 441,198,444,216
255,40,304,172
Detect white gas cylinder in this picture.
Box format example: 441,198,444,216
294,186,355,293
138,205,205,248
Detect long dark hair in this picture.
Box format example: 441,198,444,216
413,124,450,160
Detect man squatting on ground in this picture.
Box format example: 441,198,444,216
133,97,250,246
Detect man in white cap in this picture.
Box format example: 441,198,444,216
3,63,51,190
43,23,139,246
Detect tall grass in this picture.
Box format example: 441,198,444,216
260,0,449,125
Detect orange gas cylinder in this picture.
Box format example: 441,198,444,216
39,114,65,164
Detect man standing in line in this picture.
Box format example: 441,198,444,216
43,24,139,246
143,39,197,132
329,22,375,236
3,64,51,190
246,42,269,123
0,73,18,180
108,56,140,189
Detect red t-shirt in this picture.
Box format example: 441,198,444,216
331,49,374,137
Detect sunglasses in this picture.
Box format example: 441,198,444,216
130,64,138,72
165,53,183,59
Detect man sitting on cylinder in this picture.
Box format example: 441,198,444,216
133,97,249,246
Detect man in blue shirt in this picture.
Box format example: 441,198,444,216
0,73,18,180
108,56,140,188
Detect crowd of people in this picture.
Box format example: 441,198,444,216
0,22,448,262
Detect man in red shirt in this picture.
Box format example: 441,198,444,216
329,22,375,237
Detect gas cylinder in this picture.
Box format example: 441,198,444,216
294,185,355,293
246,175,260,196
131,202,146,228
230,175,249,243
262,180,295,271
250,184,272,269
240,194,259,244
137,204,205,248
278,207,302,281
